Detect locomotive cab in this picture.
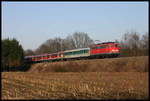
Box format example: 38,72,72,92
108,43,120,52
107,43,120,57
90,42,120,58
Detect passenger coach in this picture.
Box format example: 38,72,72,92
64,48,90,60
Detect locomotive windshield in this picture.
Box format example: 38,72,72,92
116,44,120,47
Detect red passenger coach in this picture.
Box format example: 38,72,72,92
50,52,64,60
90,42,120,58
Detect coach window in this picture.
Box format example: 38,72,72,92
116,44,119,47
80,51,82,54
102,46,105,49
66,53,68,55
98,46,100,49
81,50,84,54
67,53,69,55
99,46,103,49
83,50,85,53
85,50,88,53
110,45,114,47
76,51,78,54
70,52,72,55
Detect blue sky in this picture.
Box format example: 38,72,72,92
2,2,148,50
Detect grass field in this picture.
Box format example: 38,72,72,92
2,72,148,100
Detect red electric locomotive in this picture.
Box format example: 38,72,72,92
90,42,120,58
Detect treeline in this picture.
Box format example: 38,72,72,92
2,38,24,71
119,31,149,57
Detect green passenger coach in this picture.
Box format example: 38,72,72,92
64,48,90,59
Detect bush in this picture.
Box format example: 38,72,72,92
2,38,24,71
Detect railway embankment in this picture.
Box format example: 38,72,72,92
28,56,148,72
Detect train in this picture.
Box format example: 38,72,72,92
24,42,120,63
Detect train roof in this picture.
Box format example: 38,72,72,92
97,42,116,44
64,48,90,53
24,48,90,58
91,42,118,47
24,51,65,58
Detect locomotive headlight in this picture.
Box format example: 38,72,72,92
112,49,118,52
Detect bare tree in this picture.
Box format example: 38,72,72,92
140,32,149,55
119,31,148,57
141,32,149,49
71,32,94,48
65,35,76,50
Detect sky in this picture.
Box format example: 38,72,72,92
2,2,149,50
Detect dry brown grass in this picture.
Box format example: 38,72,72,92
29,56,148,72
2,72,148,100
